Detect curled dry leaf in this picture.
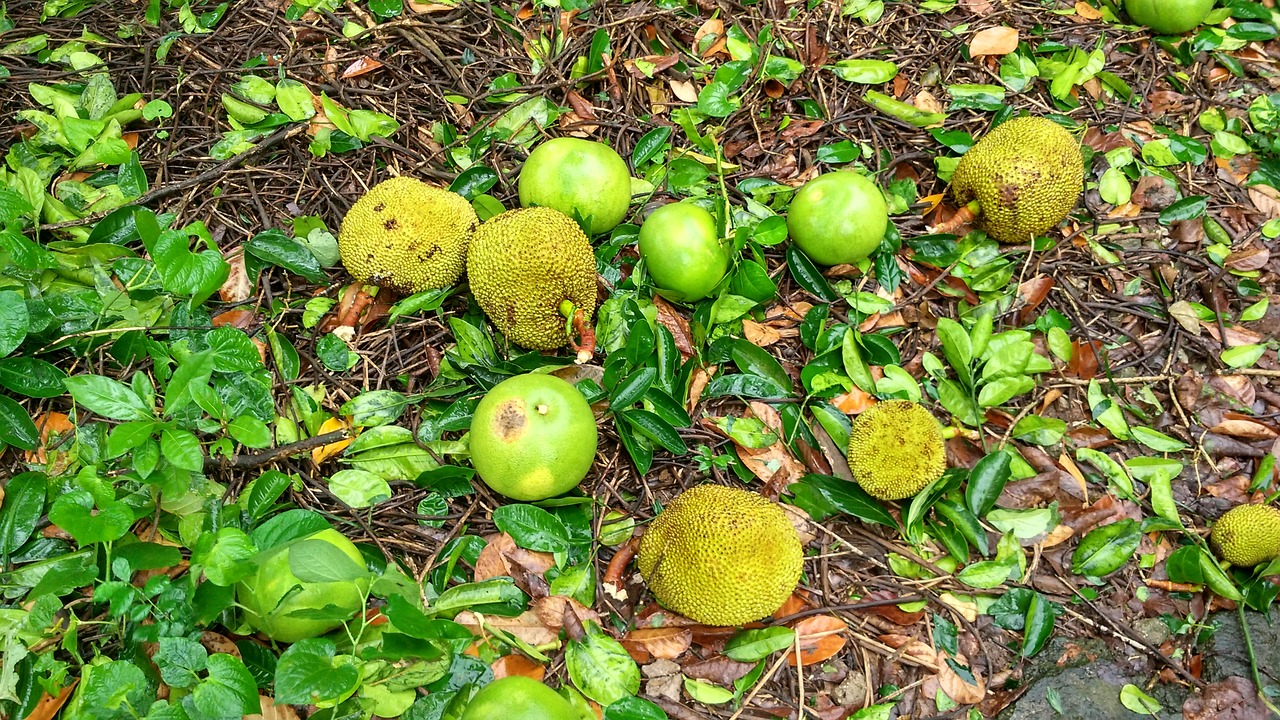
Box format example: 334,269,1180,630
491,653,546,681
531,594,600,630
476,532,556,583
788,614,848,667
743,319,782,347
245,696,300,720
311,416,354,465
693,18,726,57
341,56,383,79
25,411,75,468
937,651,986,705
455,610,559,646
622,627,693,662
652,295,695,359
219,249,253,303
1210,417,1278,440
968,26,1019,56
682,655,757,685
877,633,937,666
23,680,78,720
200,631,241,658
1074,1,1102,19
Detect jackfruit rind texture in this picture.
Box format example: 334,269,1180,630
1209,504,1280,567
637,484,803,626
467,207,597,351
338,176,478,293
950,116,1084,244
846,400,946,501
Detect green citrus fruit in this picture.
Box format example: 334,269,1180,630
637,201,728,302
1124,0,1215,34
518,138,632,236
469,373,598,501
461,677,580,720
237,528,369,643
786,171,889,266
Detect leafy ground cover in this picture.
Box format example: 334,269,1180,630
3,0,1280,718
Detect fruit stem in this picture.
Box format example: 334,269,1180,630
930,200,981,236
560,301,596,364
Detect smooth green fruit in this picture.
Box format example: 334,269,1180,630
637,202,728,302
469,373,598,501
518,138,632,236
461,677,580,720
637,485,803,626
1209,504,1280,567
238,528,369,643
786,171,889,266
1124,0,1215,34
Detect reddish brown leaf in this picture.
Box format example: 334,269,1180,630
475,533,556,583
340,56,383,79
787,615,847,666
491,654,545,681
622,627,692,662
968,26,1018,56
682,655,756,684
1183,676,1269,719
531,594,600,630
24,680,78,720
855,591,926,626
652,295,695,359
211,309,256,329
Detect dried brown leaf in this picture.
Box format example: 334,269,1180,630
622,627,693,661
968,26,1018,56
788,615,847,666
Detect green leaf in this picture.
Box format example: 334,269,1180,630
604,697,668,720
65,374,153,420
1129,426,1186,452
567,621,641,706
207,327,262,373
492,504,571,553
956,559,1015,589
0,472,45,556
288,537,370,583
1118,684,1161,716
829,59,898,83
228,415,272,449
786,474,896,527
723,627,796,662
48,489,132,545
246,470,291,520
1158,196,1208,225
632,127,671,168
146,228,230,303
965,451,1011,519
328,469,392,508
155,637,208,689
0,394,38,450
619,409,687,454
683,677,734,705
161,426,204,472
0,357,68,397
1075,448,1134,499
340,390,412,427
448,165,498,200
785,243,839,302
192,654,260,718
702,373,790,400
841,330,875,393
245,228,325,282
1021,591,1059,657
1071,519,1140,577
198,528,258,586
274,639,361,706
935,317,972,385
1221,344,1268,369
731,339,791,391
0,290,28,358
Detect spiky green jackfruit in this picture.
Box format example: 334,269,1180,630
950,116,1084,244
846,400,946,501
338,177,478,293
1209,504,1280,567
466,207,596,351
637,485,803,626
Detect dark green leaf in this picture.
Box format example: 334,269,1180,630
449,166,498,200
785,244,839,302
723,627,795,662
0,394,37,450
1071,519,1141,577
786,474,897,527
246,228,325,282
0,357,67,397
1158,196,1208,225
0,471,44,556
632,127,671,168
491,504,571,553
619,409,687,454
274,639,361,706
965,451,1011,518
65,374,153,420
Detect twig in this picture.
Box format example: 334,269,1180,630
203,429,350,470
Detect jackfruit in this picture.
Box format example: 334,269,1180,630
950,116,1084,244
846,400,946,501
1209,504,1280,567
338,177,478,293
637,484,803,626
467,207,597,351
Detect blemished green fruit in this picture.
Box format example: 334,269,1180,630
637,202,728,302
461,677,581,720
786,171,889,266
846,400,946,501
238,528,369,643
338,176,478,293
518,137,632,236
469,373,598,501
950,116,1084,244
637,485,803,626
1209,504,1280,567
467,207,597,351
1125,0,1215,34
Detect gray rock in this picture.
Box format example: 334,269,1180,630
832,672,869,708
1201,608,1280,684
1134,618,1173,647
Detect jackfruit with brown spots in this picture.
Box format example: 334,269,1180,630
637,484,803,626
466,207,597,352
338,176,478,293
950,116,1084,244
846,400,947,501
1210,504,1280,567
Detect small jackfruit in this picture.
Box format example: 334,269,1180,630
338,177,478,293
846,400,946,501
1209,504,1280,567
467,207,597,351
950,116,1084,244
637,485,803,626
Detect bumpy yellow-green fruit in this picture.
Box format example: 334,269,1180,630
950,116,1084,244
637,485,803,626
338,176,478,294
1209,504,1280,567
846,400,946,501
466,207,597,351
